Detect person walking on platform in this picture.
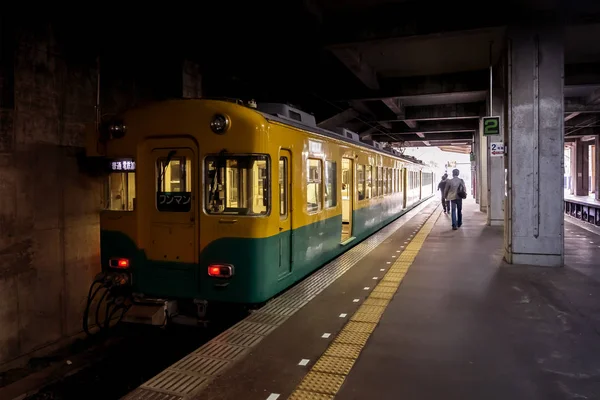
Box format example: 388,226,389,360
443,169,467,230
437,174,450,213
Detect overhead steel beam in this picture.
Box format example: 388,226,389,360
322,2,600,46
381,98,405,117
389,119,480,134
329,47,417,118
359,126,380,138
372,131,474,142
565,102,600,113
586,88,600,105
317,108,359,130
336,70,489,102
377,102,485,122
330,48,379,90
322,3,509,46
564,112,581,121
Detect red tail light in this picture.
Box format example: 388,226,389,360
208,264,234,278
109,258,130,269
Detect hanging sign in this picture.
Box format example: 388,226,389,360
483,116,501,135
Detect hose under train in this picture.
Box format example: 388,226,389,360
83,272,132,337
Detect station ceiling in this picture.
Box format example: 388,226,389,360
33,0,600,152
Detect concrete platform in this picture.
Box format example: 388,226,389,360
565,194,600,207
125,199,600,400
123,199,439,400
336,200,600,400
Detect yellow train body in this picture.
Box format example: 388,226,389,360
94,99,434,304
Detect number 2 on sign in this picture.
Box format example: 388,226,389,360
484,119,498,135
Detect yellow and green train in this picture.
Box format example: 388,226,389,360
89,99,434,316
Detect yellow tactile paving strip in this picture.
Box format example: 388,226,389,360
286,207,442,399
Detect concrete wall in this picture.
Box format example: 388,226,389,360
0,22,102,365
0,21,202,366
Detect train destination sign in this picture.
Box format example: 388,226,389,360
157,192,192,212
110,159,136,171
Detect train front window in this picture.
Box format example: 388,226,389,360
205,155,270,216
156,156,192,212
104,172,136,211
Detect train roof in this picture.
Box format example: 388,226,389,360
248,101,427,167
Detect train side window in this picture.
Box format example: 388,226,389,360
400,169,403,192
307,158,322,213
372,167,378,197
377,167,383,197
205,155,270,216
365,166,372,199
392,169,397,193
388,168,393,194
383,168,388,196
324,160,337,208
279,157,287,218
104,172,136,211
357,164,365,201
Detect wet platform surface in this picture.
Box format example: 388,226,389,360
336,201,600,400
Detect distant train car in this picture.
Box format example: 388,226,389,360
88,99,434,321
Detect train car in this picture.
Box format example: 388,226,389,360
86,99,434,322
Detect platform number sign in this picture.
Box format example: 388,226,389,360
490,142,504,157
483,116,500,136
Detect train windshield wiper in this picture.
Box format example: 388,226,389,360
159,150,177,190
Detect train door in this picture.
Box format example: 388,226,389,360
341,158,353,242
278,150,293,276
139,138,198,264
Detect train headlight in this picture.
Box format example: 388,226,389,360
210,114,230,134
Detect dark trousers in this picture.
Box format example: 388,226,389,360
441,194,450,212
450,198,463,227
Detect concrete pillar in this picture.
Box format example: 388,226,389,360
487,93,505,226
479,119,489,212
474,132,481,204
569,142,576,195
596,137,600,201
574,139,589,196
470,146,476,198
504,24,564,267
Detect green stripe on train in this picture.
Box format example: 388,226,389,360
100,196,433,304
